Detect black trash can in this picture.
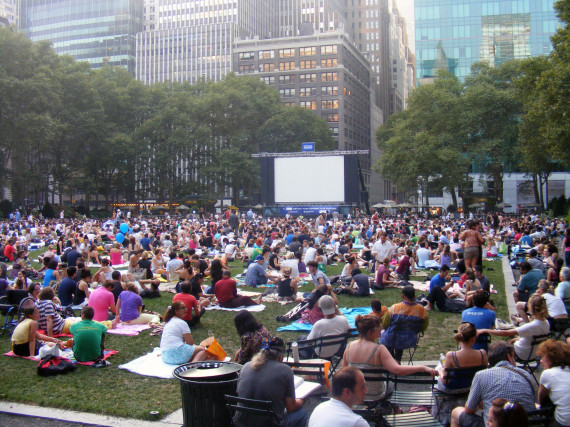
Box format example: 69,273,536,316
173,361,242,427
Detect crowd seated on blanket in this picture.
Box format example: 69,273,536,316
159,301,215,365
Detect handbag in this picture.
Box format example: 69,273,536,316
37,355,76,376
200,332,227,361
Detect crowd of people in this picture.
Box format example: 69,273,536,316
0,207,569,425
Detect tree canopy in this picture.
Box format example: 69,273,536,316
0,29,333,208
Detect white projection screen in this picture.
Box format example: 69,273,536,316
274,156,345,203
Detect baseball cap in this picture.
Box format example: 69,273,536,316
255,255,264,261
319,295,335,315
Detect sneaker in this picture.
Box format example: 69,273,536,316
93,360,111,368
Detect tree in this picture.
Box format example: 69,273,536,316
462,61,523,203
257,106,334,152
376,71,470,208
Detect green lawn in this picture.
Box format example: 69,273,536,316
0,251,506,420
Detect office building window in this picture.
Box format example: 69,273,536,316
259,50,274,59
322,100,339,109
259,63,275,72
321,72,338,81
300,100,317,110
279,48,295,58
321,58,338,67
300,47,316,56
279,61,295,70
321,45,337,55
238,51,255,60
300,60,316,69
299,73,317,82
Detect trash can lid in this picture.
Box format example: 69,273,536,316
177,361,242,381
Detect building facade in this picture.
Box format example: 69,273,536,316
136,0,278,84
415,0,559,83
234,30,375,193
0,0,17,26
19,0,143,73
344,0,415,117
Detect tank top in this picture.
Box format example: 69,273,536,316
278,278,294,297
73,282,87,306
11,318,33,346
110,251,123,266
346,342,390,400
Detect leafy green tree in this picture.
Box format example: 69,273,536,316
376,71,470,208
257,106,334,153
462,60,523,202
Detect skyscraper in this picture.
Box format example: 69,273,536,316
136,0,278,84
415,0,559,83
0,0,17,26
19,0,143,73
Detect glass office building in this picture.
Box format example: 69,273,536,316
19,0,143,73
415,0,559,82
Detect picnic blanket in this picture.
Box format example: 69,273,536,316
4,348,117,366
277,307,372,332
118,347,178,379
205,304,266,312
107,323,151,336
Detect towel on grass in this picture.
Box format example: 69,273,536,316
118,347,177,379
205,304,266,312
37,330,73,338
277,307,371,332
107,323,151,336
4,348,117,366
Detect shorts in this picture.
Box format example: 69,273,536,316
162,344,195,365
459,411,484,427
464,246,479,261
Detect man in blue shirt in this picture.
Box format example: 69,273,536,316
462,290,495,351
58,266,77,307
513,261,543,303
245,255,269,287
426,265,466,312
139,234,152,251
429,264,450,293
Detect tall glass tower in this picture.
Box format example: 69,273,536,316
19,0,143,73
415,0,559,83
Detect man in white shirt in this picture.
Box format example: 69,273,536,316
165,252,183,282
416,241,431,268
371,232,396,264
309,367,369,427
305,296,350,358
304,241,317,264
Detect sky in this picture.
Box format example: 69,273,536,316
396,0,415,52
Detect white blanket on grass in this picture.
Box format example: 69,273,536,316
118,348,177,379
205,304,266,312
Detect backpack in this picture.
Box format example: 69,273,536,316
37,355,76,376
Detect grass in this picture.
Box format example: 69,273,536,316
0,250,506,420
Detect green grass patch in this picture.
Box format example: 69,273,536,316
0,252,506,420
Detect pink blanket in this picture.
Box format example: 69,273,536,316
107,323,151,336
4,349,117,365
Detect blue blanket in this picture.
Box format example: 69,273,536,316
277,307,372,332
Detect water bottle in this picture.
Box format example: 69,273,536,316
292,342,300,363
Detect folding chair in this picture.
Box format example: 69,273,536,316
384,371,440,426
285,330,355,375
0,289,29,335
406,331,424,365
225,394,278,427
527,406,555,426
388,371,438,409
283,360,329,395
515,333,554,384
550,317,570,341
352,367,393,425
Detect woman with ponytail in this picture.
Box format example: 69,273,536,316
235,336,308,426
159,301,214,365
